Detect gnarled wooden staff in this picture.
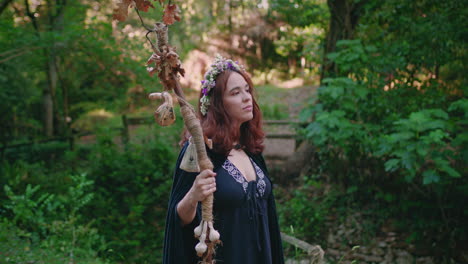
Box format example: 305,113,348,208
113,1,220,262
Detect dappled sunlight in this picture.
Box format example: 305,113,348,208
71,109,115,132
276,77,304,89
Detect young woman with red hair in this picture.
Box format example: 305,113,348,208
163,55,284,264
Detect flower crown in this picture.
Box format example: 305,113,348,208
200,54,245,116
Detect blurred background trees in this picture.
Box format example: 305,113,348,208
0,0,466,263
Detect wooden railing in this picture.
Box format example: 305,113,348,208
281,232,324,264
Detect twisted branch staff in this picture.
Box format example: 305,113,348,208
113,1,220,263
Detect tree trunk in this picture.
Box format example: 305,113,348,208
43,51,58,136
321,0,366,82
42,89,54,137
41,0,67,136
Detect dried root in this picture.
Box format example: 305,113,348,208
148,91,175,126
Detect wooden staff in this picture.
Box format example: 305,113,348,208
113,2,220,261
146,16,220,264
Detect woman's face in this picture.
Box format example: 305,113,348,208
223,72,253,126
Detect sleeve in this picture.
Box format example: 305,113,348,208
256,154,285,264
163,143,202,264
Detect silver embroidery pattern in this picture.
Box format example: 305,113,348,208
221,158,266,197
222,159,248,192
252,159,266,197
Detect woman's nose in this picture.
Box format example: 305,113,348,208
242,92,251,102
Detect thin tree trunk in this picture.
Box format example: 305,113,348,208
44,51,58,136
51,1,66,135
43,89,54,136
24,0,55,136
321,0,366,82
39,0,67,136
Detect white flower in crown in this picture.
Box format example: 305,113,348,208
200,54,245,116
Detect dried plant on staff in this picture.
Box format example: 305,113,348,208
113,1,221,263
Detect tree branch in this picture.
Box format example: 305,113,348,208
135,7,153,31
0,50,29,64
24,0,40,33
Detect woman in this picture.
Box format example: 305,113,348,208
163,55,284,264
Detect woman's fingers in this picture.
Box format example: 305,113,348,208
196,177,214,188
191,169,217,201
203,184,216,195
204,182,216,190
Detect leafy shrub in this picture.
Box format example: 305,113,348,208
3,140,70,165
0,220,108,264
83,128,177,263
300,36,466,256
1,173,106,263
278,177,325,243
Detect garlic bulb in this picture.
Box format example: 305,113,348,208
195,240,207,257
208,222,220,242
194,223,202,238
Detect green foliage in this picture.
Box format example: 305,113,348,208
0,220,108,264
82,129,177,262
1,173,106,263
269,0,328,76
3,140,71,165
277,176,326,260
261,103,289,120
377,109,460,184
278,177,325,242
1,120,181,263
299,0,467,256
269,0,328,28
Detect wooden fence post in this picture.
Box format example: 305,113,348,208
122,114,129,145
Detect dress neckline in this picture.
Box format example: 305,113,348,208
226,157,258,183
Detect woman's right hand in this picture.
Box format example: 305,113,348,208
177,169,217,226
188,169,217,202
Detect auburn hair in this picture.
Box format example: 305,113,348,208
181,69,265,156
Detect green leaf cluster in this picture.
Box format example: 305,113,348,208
1,171,106,263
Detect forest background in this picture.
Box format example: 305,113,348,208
0,0,466,263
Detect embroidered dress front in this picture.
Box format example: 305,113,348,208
213,158,272,264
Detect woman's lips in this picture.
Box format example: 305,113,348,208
243,105,253,111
